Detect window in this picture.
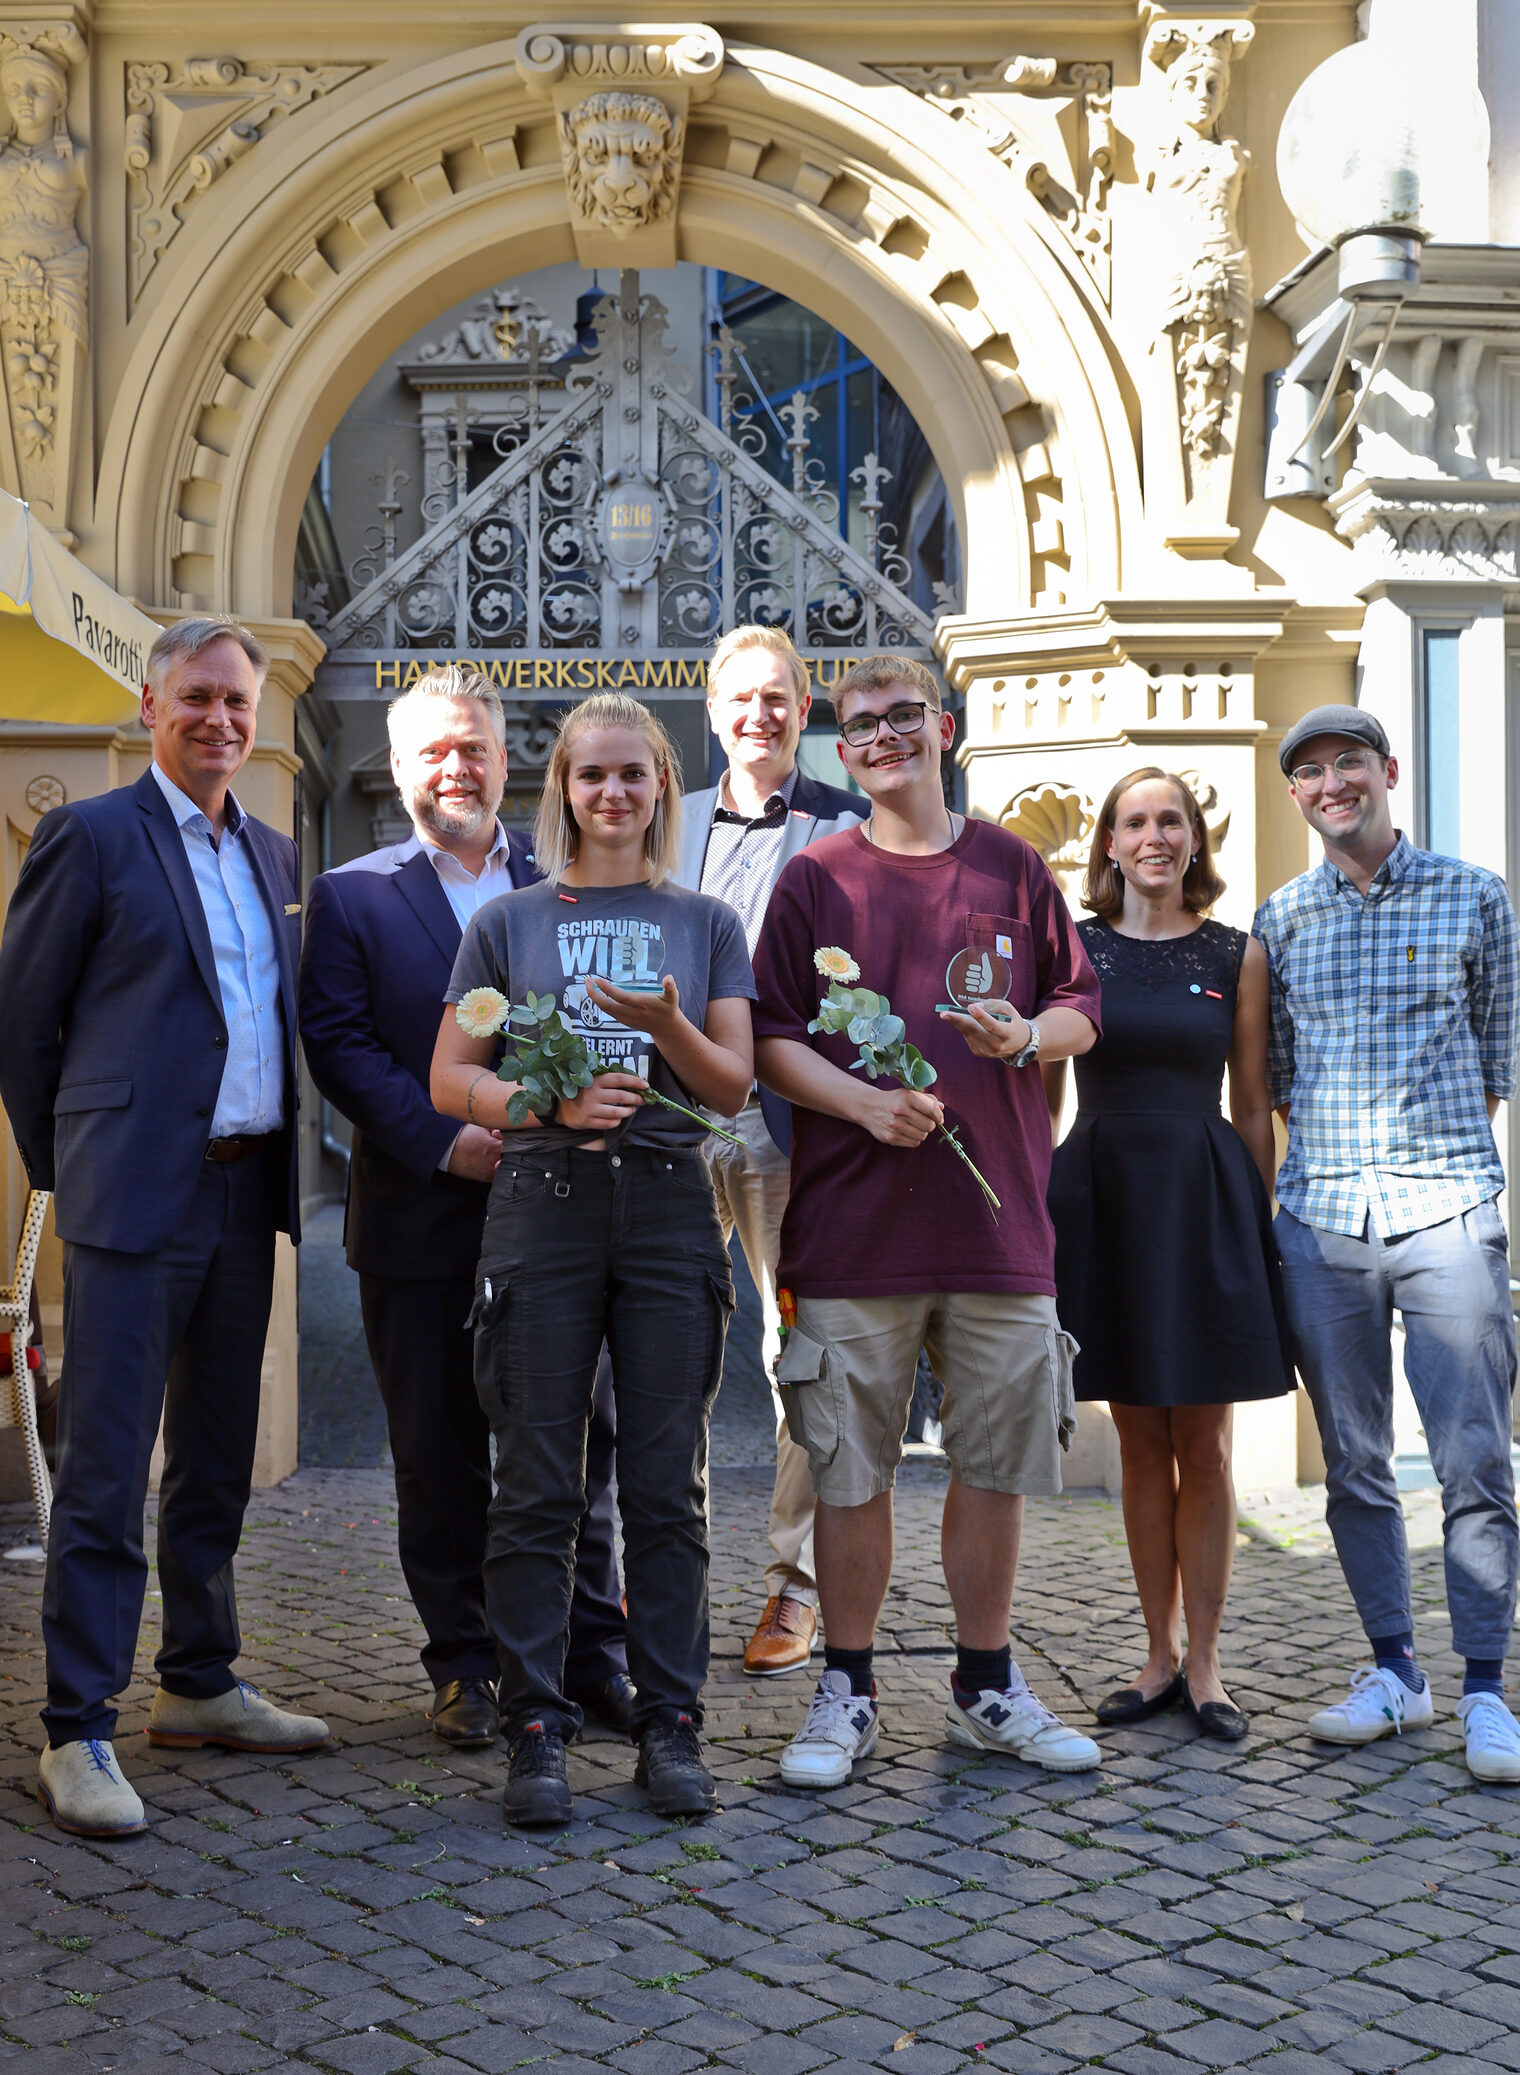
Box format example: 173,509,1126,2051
1422,629,1462,859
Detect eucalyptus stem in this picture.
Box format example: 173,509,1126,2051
936,1120,1002,1215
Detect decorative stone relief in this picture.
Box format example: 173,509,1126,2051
1336,496,1520,583
24,772,65,815
124,58,367,307
1000,784,1095,902
873,59,1115,304
1175,768,1231,852
1141,18,1253,550
0,24,86,539
416,285,574,369
515,24,723,269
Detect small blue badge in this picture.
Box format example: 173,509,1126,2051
1189,983,1202,994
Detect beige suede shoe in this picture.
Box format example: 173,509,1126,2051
147,1680,330,1753
38,1739,148,1837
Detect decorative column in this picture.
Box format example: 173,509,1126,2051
0,8,89,542
1134,4,1256,563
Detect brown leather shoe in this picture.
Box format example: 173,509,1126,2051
743,1595,817,1677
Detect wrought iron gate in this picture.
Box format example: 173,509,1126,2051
314,271,936,694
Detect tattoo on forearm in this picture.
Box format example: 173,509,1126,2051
465,1071,492,1126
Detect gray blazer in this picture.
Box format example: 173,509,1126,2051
677,765,868,1153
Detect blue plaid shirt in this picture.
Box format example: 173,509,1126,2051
1253,833,1520,1239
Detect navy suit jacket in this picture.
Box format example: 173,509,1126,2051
0,766,301,1253
298,830,539,1282
676,765,867,1154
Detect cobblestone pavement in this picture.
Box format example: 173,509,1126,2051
2,1455,1517,2075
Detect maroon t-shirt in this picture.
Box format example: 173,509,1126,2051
752,819,1101,1298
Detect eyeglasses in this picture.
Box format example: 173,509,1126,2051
1288,749,1380,792
839,700,933,749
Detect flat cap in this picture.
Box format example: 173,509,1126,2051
1279,704,1391,778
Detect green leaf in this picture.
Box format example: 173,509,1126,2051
507,1004,538,1027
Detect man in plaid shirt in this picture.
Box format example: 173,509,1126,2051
1255,705,1520,1780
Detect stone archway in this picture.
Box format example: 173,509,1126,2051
96,35,1143,629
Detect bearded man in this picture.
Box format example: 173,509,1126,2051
299,666,632,1750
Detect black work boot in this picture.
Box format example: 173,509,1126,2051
503,1723,572,1828
431,1677,499,1749
635,1712,717,1818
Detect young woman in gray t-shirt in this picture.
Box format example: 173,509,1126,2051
433,692,755,1828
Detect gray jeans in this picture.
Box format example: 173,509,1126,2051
1276,1202,1518,1659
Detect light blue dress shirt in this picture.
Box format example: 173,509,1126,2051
150,762,286,1136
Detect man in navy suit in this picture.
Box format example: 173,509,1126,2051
0,615,329,1839
676,626,868,1677
299,666,630,1750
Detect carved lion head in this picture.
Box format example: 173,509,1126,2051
560,91,680,237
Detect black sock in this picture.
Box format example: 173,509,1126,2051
823,1644,874,1697
1369,1631,1425,1693
954,1644,1013,1698
1464,1656,1506,1698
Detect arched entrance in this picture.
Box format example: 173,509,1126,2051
96,36,1142,630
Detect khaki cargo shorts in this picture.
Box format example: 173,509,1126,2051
775,1291,1079,1507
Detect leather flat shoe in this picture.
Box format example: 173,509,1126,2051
566,1671,637,1739
1181,1670,1249,1742
1095,1670,1184,1726
431,1677,500,1748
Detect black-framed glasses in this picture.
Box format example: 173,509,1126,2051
1288,749,1379,793
839,700,932,749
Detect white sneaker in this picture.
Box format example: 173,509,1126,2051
945,1663,1101,1772
1306,1664,1434,1744
779,1669,879,1788
1458,1691,1520,1783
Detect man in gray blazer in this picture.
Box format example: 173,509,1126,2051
677,626,867,1675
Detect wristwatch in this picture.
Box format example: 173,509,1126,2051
1005,1017,1041,1069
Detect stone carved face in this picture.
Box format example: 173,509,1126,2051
561,91,678,236
1,51,64,145
1166,47,1228,133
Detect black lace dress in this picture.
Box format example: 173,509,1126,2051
1048,919,1294,1407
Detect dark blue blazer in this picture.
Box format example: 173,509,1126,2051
298,831,538,1281
0,766,301,1253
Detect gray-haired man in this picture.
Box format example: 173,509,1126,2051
0,616,329,1839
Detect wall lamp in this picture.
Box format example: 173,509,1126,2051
1263,33,1463,500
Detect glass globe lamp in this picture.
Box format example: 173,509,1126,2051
1277,36,1488,299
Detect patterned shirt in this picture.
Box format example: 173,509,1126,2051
698,766,799,954
150,762,286,1137
1253,832,1520,1238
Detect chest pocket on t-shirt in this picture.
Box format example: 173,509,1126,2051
966,913,1035,1009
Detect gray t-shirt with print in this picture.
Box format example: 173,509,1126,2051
445,878,756,1152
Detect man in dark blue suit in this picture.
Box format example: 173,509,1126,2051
299,666,630,1750
0,616,329,1839
676,626,868,1678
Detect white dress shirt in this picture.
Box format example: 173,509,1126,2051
400,820,520,931
150,762,286,1136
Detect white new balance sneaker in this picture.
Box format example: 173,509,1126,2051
945,1663,1101,1773
1458,1691,1520,1783
779,1669,879,1788
1306,1665,1434,1744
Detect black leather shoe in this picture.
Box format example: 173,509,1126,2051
504,1723,573,1828
566,1672,637,1739
431,1677,499,1749
636,1713,717,1818
1181,1669,1250,1742
1095,1670,1184,1726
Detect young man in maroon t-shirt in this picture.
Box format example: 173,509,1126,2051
752,656,1103,1785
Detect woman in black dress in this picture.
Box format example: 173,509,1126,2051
1045,769,1293,1740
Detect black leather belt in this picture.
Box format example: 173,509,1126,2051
205,1134,275,1164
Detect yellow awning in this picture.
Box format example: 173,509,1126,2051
0,490,158,725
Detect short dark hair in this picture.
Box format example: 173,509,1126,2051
1082,767,1226,920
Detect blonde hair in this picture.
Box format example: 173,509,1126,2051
1082,767,1226,919
534,693,684,887
386,662,505,750
708,624,810,705
829,653,942,721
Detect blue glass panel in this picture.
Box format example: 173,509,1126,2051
1423,629,1462,859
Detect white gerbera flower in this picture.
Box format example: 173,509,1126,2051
454,987,510,1038
814,946,860,983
